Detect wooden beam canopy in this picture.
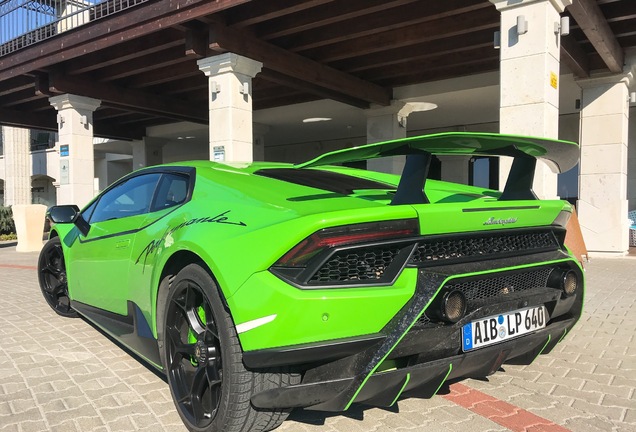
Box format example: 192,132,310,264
561,35,591,78
567,0,624,73
208,21,392,108
48,72,208,124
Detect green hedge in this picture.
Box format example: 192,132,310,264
0,206,16,235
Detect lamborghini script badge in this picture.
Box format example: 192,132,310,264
483,217,518,226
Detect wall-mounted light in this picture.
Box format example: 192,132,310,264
240,82,249,95
517,15,528,35
555,16,570,36
211,81,221,96
494,30,501,49
56,114,64,128
629,92,636,104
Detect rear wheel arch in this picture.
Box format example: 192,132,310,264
160,263,299,432
155,251,233,359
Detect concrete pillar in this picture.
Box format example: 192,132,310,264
1,126,31,206
490,0,571,198
253,123,270,162
197,53,263,163
49,94,101,207
438,155,471,185
365,101,413,174
132,137,165,170
576,70,633,254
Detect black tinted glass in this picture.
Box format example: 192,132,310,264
255,168,393,195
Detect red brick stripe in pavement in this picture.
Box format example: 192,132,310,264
0,264,37,270
443,382,571,432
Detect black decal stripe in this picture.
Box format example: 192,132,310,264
77,205,181,244
463,206,541,212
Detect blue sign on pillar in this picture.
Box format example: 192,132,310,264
60,145,69,157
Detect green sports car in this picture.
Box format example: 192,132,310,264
38,132,584,432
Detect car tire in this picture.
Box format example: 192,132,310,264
37,237,78,318
159,263,299,432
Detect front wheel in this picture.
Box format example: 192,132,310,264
160,264,298,432
38,237,78,318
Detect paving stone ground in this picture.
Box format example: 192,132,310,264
0,241,634,432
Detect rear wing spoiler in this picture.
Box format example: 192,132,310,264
295,132,580,204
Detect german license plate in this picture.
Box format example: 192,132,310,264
462,306,547,352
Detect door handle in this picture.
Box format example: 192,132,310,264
115,239,131,249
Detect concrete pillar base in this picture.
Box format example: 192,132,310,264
13,204,47,253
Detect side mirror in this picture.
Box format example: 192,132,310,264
47,205,91,236
47,205,80,223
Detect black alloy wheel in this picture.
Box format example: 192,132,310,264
160,264,299,432
38,237,78,318
165,277,222,429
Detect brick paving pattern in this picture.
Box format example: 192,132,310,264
0,241,634,431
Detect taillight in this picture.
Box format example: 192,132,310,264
276,219,420,268
272,219,420,288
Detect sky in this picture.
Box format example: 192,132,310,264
1,0,101,45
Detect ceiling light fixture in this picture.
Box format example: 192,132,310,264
407,102,438,112
303,117,332,123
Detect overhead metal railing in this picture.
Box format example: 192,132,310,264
0,0,149,57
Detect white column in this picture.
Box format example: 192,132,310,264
1,126,31,206
49,94,101,207
490,0,571,198
132,136,165,170
438,155,471,185
365,101,413,174
197,53,263,163
576,71,633,254
253,123,270,162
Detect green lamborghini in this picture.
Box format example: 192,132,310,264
38,132,584,432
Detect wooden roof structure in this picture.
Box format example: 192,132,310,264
0,0,634,140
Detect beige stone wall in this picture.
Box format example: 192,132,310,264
628,107,636,211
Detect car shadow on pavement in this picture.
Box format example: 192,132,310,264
81,316,169,383
288,403,399,426
286,376,494,426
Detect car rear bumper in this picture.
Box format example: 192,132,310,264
248,255,583,412
251,316,576,411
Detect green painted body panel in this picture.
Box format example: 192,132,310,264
66,214,147,314
298,132,580,173
230,268,418,351
47,133,582,367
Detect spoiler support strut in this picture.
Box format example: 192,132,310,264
500,157,538,201
390,153,431,205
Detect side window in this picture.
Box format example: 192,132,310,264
151,174,189,212
90,174,161,223
81,200,98,222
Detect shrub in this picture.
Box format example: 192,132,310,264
0,206,16,235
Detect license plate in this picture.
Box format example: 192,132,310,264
462,306,547,352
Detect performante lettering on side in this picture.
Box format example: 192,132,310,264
483,217,518,226
135,211,246,268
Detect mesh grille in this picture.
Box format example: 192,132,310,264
446,268,553,304
415,267,553,326
410,231,558,265
309,246,402,283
